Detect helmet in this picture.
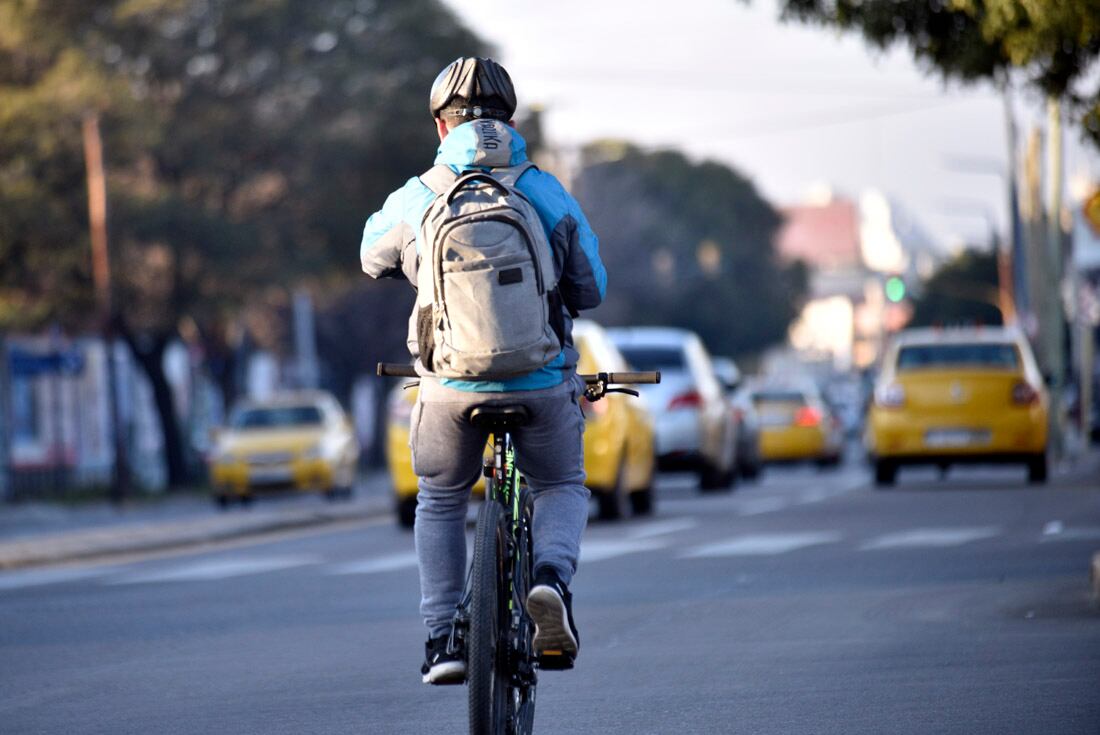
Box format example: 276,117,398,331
429,57,516,122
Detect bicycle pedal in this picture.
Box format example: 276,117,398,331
537,651,575,671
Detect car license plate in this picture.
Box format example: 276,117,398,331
924,429,990,448
249,466,292,484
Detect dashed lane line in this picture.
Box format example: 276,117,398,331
681,532,844,558
860,527,999,551
108,555,319,584
326,551,419,575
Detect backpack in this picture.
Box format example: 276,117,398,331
414,163,565,379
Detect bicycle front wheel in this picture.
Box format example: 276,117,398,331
468,499,509,735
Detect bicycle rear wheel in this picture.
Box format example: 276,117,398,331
468,500,509,734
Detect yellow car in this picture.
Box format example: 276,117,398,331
866,327,1049,486
749,382,843,466
209,391,360,506
386,319,657,527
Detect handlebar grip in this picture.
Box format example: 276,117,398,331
377,363,419,378
579,371,661,385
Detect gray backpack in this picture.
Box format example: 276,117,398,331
415,163,564,379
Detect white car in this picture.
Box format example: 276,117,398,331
607,327,738,490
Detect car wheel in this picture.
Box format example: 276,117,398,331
1026,454,1048,485
629,485,655,516
397,496,417,529
215,494,231,510
873,459,897,488
239,493,255,507
597,459,630,521
699,460,735,492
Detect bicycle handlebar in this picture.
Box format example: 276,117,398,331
376,363,661,385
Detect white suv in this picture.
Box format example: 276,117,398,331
607,327,738,490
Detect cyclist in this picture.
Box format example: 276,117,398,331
360,57,606,684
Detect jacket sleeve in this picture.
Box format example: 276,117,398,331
522,170,607,312
360,179,417,280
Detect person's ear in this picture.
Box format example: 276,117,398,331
436,117,449,142
507,119,515,128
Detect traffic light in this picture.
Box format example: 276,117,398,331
885,276,906,303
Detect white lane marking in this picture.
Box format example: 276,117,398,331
109,555,318,584
0,566,112,592
738,498,789,516
1040,527,1100,542
682,532,843,558
1042,521,1064,536
627,518,698,539
580,538,667,562
860,527,999,550
326,552,419,575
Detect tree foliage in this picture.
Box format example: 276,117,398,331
908,247,1003,327
0,0,485,484
779,0,1100,146
573,142,806,357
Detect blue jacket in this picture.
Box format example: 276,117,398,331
360,120,606,392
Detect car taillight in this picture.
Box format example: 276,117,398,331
1012,381,1039,406
579,396,609,420
668,390,702,411
794,406,821,427
875,383,905,409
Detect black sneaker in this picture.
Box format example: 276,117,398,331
421,633,465,685
526,567,579,670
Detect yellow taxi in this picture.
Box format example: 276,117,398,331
386,319,657,527
208,391,360,506
866,327,1049,486
748,381,843,466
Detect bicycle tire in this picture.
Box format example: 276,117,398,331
507,487,537,734
468,500,509,735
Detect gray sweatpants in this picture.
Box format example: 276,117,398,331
410,375,590,637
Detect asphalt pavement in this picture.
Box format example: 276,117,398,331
1,456,1098,734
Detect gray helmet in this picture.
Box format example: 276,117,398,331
429,57,516,122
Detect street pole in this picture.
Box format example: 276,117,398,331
1003,88,1028,320
82,112,130,502
1045,97,1067,460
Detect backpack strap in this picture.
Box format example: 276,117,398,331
491,161,537,188
418,165,460,196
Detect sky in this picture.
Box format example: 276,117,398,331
440,0,1100,251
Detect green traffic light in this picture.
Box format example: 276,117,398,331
885,277,906,303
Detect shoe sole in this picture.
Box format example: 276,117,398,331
526,585,578,658
422,661,466,685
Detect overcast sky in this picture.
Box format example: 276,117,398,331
440,0,1100,250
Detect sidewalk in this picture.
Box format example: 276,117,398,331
0,472,394,570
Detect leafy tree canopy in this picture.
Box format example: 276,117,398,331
779,0,1100,146
908,247,1004,327
574,142,807,357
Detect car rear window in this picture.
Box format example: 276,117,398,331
752,391,807,406
616,346,685,372
896,343,1020,371
233,405,323,429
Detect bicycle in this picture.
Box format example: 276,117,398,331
377,364,660,735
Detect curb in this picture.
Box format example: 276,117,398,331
0,501,391,571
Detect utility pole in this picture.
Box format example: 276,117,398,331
82,112,130,502
1003,89,1028,320
1045,97,1067,459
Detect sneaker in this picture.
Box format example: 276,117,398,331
421,633,466,685
526,567,579,670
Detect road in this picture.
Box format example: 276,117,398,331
2,460,1098,734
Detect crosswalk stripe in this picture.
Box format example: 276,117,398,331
108,555,317,584
682,532,843,558
860,527,999,550
326,552,419,575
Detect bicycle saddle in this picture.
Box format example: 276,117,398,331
468,405,530,430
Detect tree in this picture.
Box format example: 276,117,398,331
573,142,807,357
0,0,486,486
779,0,1100,146
908,247,1003,327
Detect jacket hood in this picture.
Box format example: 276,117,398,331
435,119,527,168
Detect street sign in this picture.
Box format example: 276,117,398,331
9,348,85,377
